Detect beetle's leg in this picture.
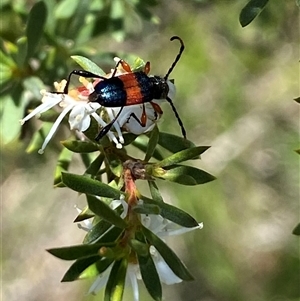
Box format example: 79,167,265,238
126,104,147,127
95,106,124,141
63,70,106,94
111,59,132,77
144,62,151,74
150,102,163,116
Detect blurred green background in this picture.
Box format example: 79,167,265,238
1,1,299,301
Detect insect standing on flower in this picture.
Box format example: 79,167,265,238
62,36,186,141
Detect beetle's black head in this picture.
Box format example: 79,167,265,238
151,76,169,99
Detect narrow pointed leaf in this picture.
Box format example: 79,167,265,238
133,203,161,215
144,126,159,162
148,181,164,203
61,140,100,153
47,242,114,260
157,164,215,185
132,136,164,161
158,146,210,167
26,1,47,59
86,195,127,229
104,151,123,177
71,55,105,75
129,239,149,257
54,0,79,19
292,223,300,236
157,132,195,153
142,226,194,281
104,258,128,301
54,148,73,185
61,255,100,282
85,153,105,178
239,0,269,27
142,196,199,228
80,258,114,279
83,219,112,244
294,96,300,104
61,172,121,198
95,226,124,244
138,252,162,301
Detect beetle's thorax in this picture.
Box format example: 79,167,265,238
150,76,169,99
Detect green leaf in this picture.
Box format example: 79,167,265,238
132,137,164,161
296,0,300,7
25,125,49,153
83,219,112,244
54,0,79,19
92,226,124,244
148,181,164,203
105,258,128,301
131,57,146,71
138,251,162,301
133,203,161,215
54,147,73,185
22,76,45,100
85,153,105,178
158,146,210,167
129,239,149,257
86,195,127,229
142,226,194,281
71,55,105,76
292,223,300,236
74,205,94,222
0,94,24,144
79,257,114,279
61,139,100,153
157,132,195,153
0,49,16,68
122,133,138,145
47,242,114,260
142,196,199,228
239,0,269,27
26,1,47,59
144,126,159,162
61,172,121,198
104,151,123,177
61,255,100,282
0,63,12,86
294,96,300,104
295,149,300,155
80,153,92,169
156,164,215,185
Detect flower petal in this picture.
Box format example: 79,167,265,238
127,265,140,301
152,250,182,285
87,268,111,295
68,104,91,131
38,103,74,154
20,91,62,125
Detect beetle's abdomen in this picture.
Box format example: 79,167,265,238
89,72,154,107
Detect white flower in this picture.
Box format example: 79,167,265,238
80,198,202,301
20,78,123,153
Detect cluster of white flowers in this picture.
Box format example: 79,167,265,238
76,198,202,301
20,58,176,154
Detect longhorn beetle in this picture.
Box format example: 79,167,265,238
63,36,186,141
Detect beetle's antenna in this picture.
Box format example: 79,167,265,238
164,36,185,80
